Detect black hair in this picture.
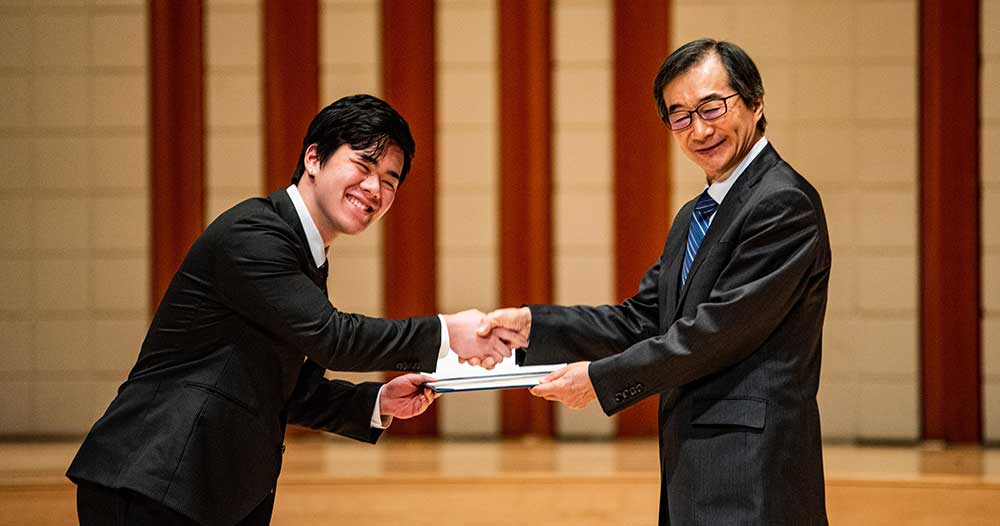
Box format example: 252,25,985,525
653,39,767,134
291,94,416,185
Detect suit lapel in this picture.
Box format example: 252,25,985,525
673,144,781,311
662,200,695,320
269,188,327,289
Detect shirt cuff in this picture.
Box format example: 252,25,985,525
371,385,392,429
437,314,451,360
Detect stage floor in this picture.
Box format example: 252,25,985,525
2,437,999,525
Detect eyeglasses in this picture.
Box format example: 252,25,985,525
665,93,740,131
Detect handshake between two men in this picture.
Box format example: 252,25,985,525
385,306,597,422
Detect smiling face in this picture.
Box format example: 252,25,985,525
298,142,402,242
661,54,764,183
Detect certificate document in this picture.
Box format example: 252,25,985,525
424,352,564,393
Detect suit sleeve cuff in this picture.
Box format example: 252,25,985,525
371,384,392,429
437,314,451,360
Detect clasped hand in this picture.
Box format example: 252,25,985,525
476,307,597,410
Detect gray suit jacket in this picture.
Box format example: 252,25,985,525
523,144,830,525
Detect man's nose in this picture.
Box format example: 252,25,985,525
689,115,714,140
360,174,380,199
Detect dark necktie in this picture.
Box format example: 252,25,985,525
681,190,718,287
318,261,329,295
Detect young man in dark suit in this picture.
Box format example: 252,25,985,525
68,94,522,526
481,40,831,525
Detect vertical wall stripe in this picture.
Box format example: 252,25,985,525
264,0,319,193
919,0,981,442
381,0,439,436
498,0,554,437
612,0,670,438
150,1,204,311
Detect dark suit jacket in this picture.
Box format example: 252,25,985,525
67,189,441,526
523,144,830,525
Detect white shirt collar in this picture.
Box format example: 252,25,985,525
706,136,769,205
285,184,327,268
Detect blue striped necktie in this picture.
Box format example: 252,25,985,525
681,191,719,286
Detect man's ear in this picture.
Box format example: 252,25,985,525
753,97,764,118
303,144,320,176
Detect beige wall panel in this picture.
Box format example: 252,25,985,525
206,192,254,224
439,69,496,126
32,380,97,435
826,252,856,316
321,69,380,101
93,196,148,251
438,3,495,65
984,128,999,184
321,6,378,66
0,321,34,373
0,77,32,128
820,190,854,250
35,320,92,372
92,257,147,311
331,225,381,253
857,381,918,440
93,136,148,190
92,13,146,67
856,319,918,377
983,62,999,119
35,137,90,190
32,14,87,67
93,319,145,373
554,254,612,306
33,74,88,128
732,5,793,59
818,380,858,439
822,319,861,378
439,390,500,437
207,73,261,128
439,191,497,251
672,5,737,47
207,11,259,67
856,190,917,249
34,258,89,312
33,198,89,250
439,255,498,314
983,190,999,247
855,127,917,185
328,254,382,315
0,199,31,251
554,190,611,249
438,129,497,188
0,260,32,312
553,1,610,64
791,2,853,59
985,255,1000,312
209,134,264,187
0,137,32,189
792,65,853,122
855,1,916,58
983,319,1000,378
857,254,917,313
854,64,917,122
790,126,855,186
556,403,614,439
986,382,1000,442
0,382,32,434
754,62,793,123
554,129,610,189
553,68,610,125
0,15,31,68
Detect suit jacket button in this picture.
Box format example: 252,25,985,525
396,362,404,370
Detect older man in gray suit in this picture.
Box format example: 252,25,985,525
481,39,831,525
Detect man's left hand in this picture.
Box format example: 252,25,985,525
529,361,596,410
380,374,439,419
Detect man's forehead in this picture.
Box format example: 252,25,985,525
663,57,729,106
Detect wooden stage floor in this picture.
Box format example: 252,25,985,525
2,437,999,525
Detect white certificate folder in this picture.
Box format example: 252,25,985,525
426,364,565,393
